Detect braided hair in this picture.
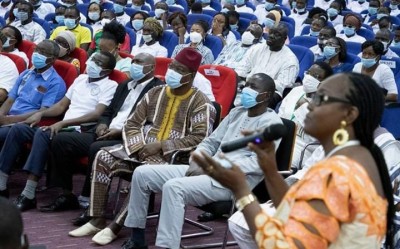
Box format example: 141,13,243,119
345,72,395,249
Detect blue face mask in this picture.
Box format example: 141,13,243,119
361,57,377,68
12,8,18,19
165,68,189,89
295,7,306,13
241,87,264,108
236,0,245,5
392,40,400,47
310,30,319,37
88,11,100,21
221,8,229,13
17,11,29,22
130,63,149,81
264,2,275,10
201,0,211,4
64,18,77,29
55,15,64,24
368,6,378,15
131,19,144,30
166,0,175,5
291,1,296,9
230,24,238,31
132,4,142,10
343,26,356,36
327,7,338,17
113,3,125,13
86,59,103,78
32,52,49,69
263,18,275,28
323,45,337,59
390,4,398,10
377,13,389,19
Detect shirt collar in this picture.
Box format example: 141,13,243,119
86,75,110,85
128,77,154,90
34,66,54,81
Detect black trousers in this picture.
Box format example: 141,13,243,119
49,131,121,195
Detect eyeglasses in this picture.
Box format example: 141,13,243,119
304,70,320,80
311,93,351,106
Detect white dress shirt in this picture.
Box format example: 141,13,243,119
0,2,12,18
116,13,130,26
353,63,398,95
290,10,309,36
10,49,29,67
131,41,168,57
347,0,368,13
337,33,366,43
235,5,254,13
11,20,47,44
0,55,19,92
34,2,55,19
193,72,215,102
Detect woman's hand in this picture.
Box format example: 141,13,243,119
191,151,251,197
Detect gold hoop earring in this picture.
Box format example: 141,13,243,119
333,120,349,146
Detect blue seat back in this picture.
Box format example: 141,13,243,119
357,28,374,40
231,29,241,40
238,17,251,31
168,6,185,13
125,7,138,17
389,46,400,57
280,21,294,40
346,41,362,55
159,31,179,57
203,9,217,16
210,0,221,11
239,12,257,21
287,44,314,80
290,36,317,48
380,56,400,91
279,5,291,16
204,34,224,59
187,14,213,27
281,16,295,28
0,16,5,28
176,0,189,13
33,17,50,38
146,0,155,10
381,104,400,139
343,52,361,65
77,3,88,18
125,27,137,51
245,1,256,11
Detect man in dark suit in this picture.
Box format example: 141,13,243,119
39,53,163,217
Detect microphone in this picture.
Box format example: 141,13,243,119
220,124,287,153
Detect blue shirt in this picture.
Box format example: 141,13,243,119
8,66,66,115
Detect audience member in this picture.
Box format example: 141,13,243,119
254,0,279,25
130,11,150,45
0,197,28,249
0,0,12,18
59,0,87,23
227,10,242,34
319,36,354,73
290,0,309,36
236,23,299,108
214,23,263,70
337,14,366,43
210,12,236,46
114,0,130,26
86,2,103,26
120,73,281,249
391,25,400,48
304,16,327,36
10,1,46,44
363,0,380,24
131,0,150,11
54,31,80,73
390,0,400,16
167,12,188,44
301,7,326,27
172,20,214,64
29,0,55,19
165,0,184,10
191,2,203,13
347,0,368,13
378,16,392,33
1,25,28,66
327,0,345,28
0,32,19,105
69,48,216,246
353,40,398,102
235,0,254,13
309,26,336,61
263,9,281,34
50,6,92,50
154,2,169,29
374,28,398,58
50,6,67,32
131,17,168,57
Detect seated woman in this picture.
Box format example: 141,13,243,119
327,0,345,29
130,11,150,45
209,12,237,46
86,2,104,34
318,36,353,74
353,40,398,102
130,17,168,57
263,10,281,35
0,25,28,66
302,16,327,37
337,13,366,43
167,11,188,45
54,30,80,73
172,20,214,64
193,72,395,249
154,1,169,30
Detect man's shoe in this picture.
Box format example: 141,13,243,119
121,239,148,249
92,228,117,245
69,222,102,237
0,189,9,198
72,208,91,226
197,212,216,222
39,194,79,212
14,194,36,212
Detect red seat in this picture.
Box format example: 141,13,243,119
154,57,172,81
17,40,36,68
119,51,134,59
109,69,129,84
198,65,237,118
0,52,27,73
53,59,79,89
70,47,88,74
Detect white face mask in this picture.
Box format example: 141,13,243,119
189,31,203,43
100,18,111,26
142,34,153,43
302,74,320,93
381,41,389,51
241,31,255,45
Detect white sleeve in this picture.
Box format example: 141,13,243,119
98,81,118,106
235,45,254,78
157,45,168,58
379,64,398,95
0,57,19,92
193,73,215,102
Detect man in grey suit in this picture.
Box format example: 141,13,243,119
121,73,282,249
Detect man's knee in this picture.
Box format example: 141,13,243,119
162,178,185,195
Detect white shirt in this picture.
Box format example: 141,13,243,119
63,74,118,129
193,72,215,101
10,49,29,67
353,62,398,94
391,8,400,16
235,5,254,13
347,0,368,13
236,44,299,95
131,41,168,57
310,44,323,61
254,5,269,25
116,13,130,26
11,20,46,44
329,15,344,28
337,33,366,43
0,55,19,92
91,22,103,37
109,78,153,130
290,10,309,36
34,2,55,19
314,0,333,10
0,3,12,18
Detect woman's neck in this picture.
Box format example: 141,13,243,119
329,56,340,67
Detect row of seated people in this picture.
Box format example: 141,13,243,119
0,15,399,247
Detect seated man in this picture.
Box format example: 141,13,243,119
46,53,163,216
10,1,46,44
236,23,299,109
358,28,399,58
213,23,263,70
0,51,118,211
0,32,19,104
120,73,282,249
50,6,92,51
0,40,66,146
309,26,336,61
68,48,216,246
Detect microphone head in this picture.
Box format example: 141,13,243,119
262,123,287,141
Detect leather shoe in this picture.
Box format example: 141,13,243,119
39,194,79,212
69,222,101,237
92,228,117,245
14,194,36,212
121,239,148,249
72,208,91,226
0,189,9,198
197,212,216,222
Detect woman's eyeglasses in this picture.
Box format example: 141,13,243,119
311,93,351,106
